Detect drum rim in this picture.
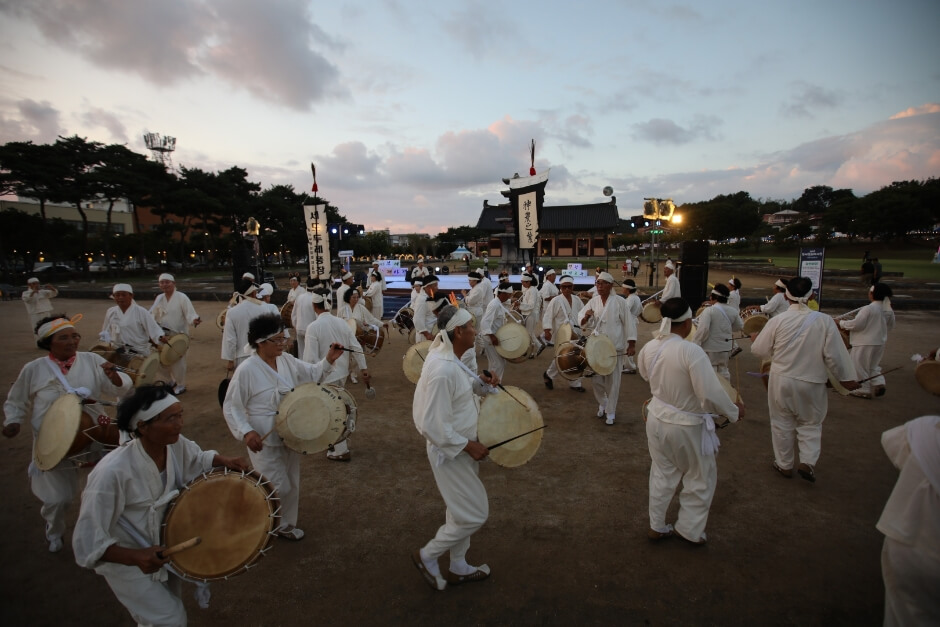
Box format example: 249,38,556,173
34,394,82,470
276,382,347,454
477,385,543,468
914,359,940,396
159,333,189,367
584,334,617,376
403,340,432,384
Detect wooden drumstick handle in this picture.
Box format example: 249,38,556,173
158,536,201,558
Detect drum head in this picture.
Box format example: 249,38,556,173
915,359,940,396
715,373,740,404
133,353,163,387
34,394,82,470
160,334,190,367
585,334,617,376
276,383,347,454
827,369,850,396
163,468,279,581
555,323,573,351
555,341,587,381
641,302,662,324
741,312,769,335
478,386,543,468
494,322,529,360
403,341,432,384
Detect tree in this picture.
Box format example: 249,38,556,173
680,191,762,241
48,135,106,273
0,141,66,221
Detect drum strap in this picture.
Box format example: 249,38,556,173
45,359,91,399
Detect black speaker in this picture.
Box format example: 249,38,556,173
232,244,261,292
679,240,709,307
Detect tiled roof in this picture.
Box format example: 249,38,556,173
476,201,620,232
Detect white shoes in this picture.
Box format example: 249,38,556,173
173,385,186,395
350,374,358,384
48,537,63,553
605,415,615,426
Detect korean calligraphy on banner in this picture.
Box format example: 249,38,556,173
518,191,538,249
303,203,331,280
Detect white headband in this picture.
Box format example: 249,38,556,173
257,283,274,297
711,289,723,297
112,283,133,295
559,276,575,285
311,292,326,304
158,273,174,282
784,288,809,304
342,271,353,280
774,279,787,290
37,314,82,340
28,277,39,284
497,285,514,294
664,261,675,270
445,308,473,332
129,394,179,431
655,306,692,339
243,272,255,281
597,272,614,283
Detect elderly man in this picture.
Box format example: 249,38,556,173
286,275,305,303
364,262,386,321
149,273,200,395
539,268,559,304
411,259,429,282
335,271,355,318
760,279,789,318
839,283,895,399
22,277,59,333
660,261,681,301
412,306,500,590
638,298,744,545
480,284,513,381
100,284,166,356
413,275,440,342
691,284,743,382
620,279,643,374
542,275,585,392
303,292,370,461
519,273,544,357
750,276,858,483
222,290,276,370
580,272,636,426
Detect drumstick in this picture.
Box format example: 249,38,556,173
337,347,368,355
158,536,201,559
481,370,528,408
856,365,903,385
486,425,547,450
112,365,139,374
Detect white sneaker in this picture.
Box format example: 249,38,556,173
173,385,186,395
605,416,615,426
48,537,63,553
350,374,358,384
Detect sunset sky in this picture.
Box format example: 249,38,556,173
1,0,938,234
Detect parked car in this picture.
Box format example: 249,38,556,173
88,261,120,273
33,264,79,279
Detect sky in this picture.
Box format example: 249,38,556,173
1,0,939,235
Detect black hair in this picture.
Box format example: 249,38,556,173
787,276,812,299
35,314,69,350
343,288,361,304
711,283,730,303
661,297,692,320
247,313,284,349
730,278,741,290
438,305,468,340
117,383,174,433
312,289,331,310
774,278,789,292
872,283,893,300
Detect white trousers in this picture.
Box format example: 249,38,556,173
248,445,301,528
706,350,731,381
105,570,186,627
422,446,488,562
767,375,827,469
851,344,885,394
646,415,716,541
592,354,624,417
295,332,306,362
30,463,80,541
523,314,541,352
370,297,383,321
168,357,187,388
483,338,506,380
882,537,940,627
546,353,582,388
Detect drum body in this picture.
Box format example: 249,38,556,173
89,342,116,361
276,383,347,454
477,385,543,468
34,394,119,470
640,302,662,324
280,300,294,328
159,333,190,367
584,334,617,376
162,468,279,581
394,307,415,332
325,384,357,444
741,310,769,335
914,359,940,396
555,341,587,380
403,341,432,384
837,326,852,349
348,319,386,356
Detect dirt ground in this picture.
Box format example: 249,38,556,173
1,284,938,626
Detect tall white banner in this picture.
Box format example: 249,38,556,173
303,203,331,279
518,191,538,249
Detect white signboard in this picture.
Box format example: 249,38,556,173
518,191,538,249
303,203,331,280
338,250,354,258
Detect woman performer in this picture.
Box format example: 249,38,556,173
343,289,386,330
839,283,895,399
3,314,132,553
223,313,343,540
364,267,385,321
73,384,249,627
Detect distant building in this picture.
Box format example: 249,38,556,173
762,209,804,227
1,199,135,234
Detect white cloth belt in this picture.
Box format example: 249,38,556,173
651,397,721,457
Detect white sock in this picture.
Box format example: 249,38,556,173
420,548,441,576
449,558,475,575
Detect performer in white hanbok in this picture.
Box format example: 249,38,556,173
760,279,789,318
149,273,201,395
303,294,370,460
660,261,681,301
461,272,489,320
74,385,249,627
286,275,305,303
638,298,744,545
22,277,58,332
876,414,940,627
364,266,385,321
691,284,743,381
542,275,585,392
335,272,355,319
580,272,636,425
410,259,430,282
222,294,276,370
519,273,544,357
100,284,166,356
539,268,559,305
291,279,320,359
839,283,895,399
750,277,858,483
224,314,343,537
4,314,131,553
344,289,387,333
413,275,440,342
727,278,742,310
621,279,642,374
480,285,513,381
412,307,500,590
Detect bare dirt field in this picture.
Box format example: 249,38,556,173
1,287,938,626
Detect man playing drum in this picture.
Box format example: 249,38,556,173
74,384,249,626
480,285,513,381
22,277,58,333
727,278,742,310
660,261,681,301
335,271,355,319
620,279,642,374
413,275,440,342
101,284,167,357
222,288,278,371
4,314,132,553
638,298,745,545
838,283,895,399
580,272,636,426
760,279,790,318
542,275,585,393
461,271,489,321
519,272,544,358
224,313,344,539
750,276,858,483
690,284,743,381
303,293,370,459
412,307,501,590
364,264,385,321
286,275,305,303
150,273,201,395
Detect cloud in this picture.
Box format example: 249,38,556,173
440,1,519,60
1,0,344,110
780,81,845,118
0,98,63,142
890,103,940,120
79,107,128,143
631,114,721,145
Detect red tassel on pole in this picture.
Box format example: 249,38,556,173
310,163,318,193
529,139,536,176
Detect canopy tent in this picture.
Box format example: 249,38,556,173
448,246,473,260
